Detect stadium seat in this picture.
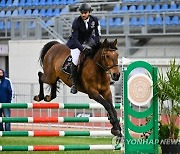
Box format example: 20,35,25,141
6,0,13,7
66,0,74,4
19,9,25,16
12,0,18,6
46,8,53,17
112,5,121,14
60,0,67,5
137,5,144,13
53,8,60,16
32,9,39,16
32,0,39,6
14,21,20,29
52,0,59,5
128,5,136,13
25,9,32,16
114,18,123,26
130,17,138,26
171,16,179,25
46,0,53,5
145,5,152,12
39,0,46,5
165,16,171,25
5,10,11,17
120,5,128,13
46,19,54,27
0,0,6,7
153,4,160,12
39,9,46,16
25,0,32,6
60,7,69,14
12,10,18,16
99,17,106,27
0,21,4,30
0,10,5,17
169,3,177,12
138,16,145,26
161,3,168,12
18,0,25,6
29,21,35,29
108,18,114,27
154,16,162,26
5,21,11,29
147,16,154,26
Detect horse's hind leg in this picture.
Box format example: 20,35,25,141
44,80,57,102
34,72,44,101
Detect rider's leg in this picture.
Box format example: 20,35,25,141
70,48,80,94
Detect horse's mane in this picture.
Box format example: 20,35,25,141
90,40,118,58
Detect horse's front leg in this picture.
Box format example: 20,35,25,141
88,89,121,137
34,72,44,101
102,91,122,137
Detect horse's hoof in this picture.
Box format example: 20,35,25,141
44,95,51,102
70,85,77,94
34,95,43,102
112,136,123,145
111,128,121,136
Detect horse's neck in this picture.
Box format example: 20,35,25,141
93,49,107,74
93,49,102,64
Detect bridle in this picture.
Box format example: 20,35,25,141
96,48,119,72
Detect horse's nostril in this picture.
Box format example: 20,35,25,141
113,73,120,81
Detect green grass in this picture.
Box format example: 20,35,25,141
0,136,121,154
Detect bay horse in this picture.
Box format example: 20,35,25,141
34,38,122,138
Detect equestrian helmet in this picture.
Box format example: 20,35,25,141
79,3,92,12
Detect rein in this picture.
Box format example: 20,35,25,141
96,49,118,72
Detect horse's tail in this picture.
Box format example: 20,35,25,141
39,41,60,67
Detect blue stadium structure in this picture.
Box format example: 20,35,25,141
0,0,180,77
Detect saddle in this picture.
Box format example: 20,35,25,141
61,53,87,75
62,43,94,74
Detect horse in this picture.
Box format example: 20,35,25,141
34,38,122,138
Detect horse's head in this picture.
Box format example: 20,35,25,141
98,38,120,81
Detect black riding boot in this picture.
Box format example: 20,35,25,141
70,63,78,94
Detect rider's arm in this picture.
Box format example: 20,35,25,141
94,18,101,43
71,20,84,51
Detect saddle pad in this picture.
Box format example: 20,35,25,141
62,55,72,74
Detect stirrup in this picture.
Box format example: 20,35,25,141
70,85,77,94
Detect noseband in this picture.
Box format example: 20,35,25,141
96,49,118,72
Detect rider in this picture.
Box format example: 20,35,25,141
66,3,101,94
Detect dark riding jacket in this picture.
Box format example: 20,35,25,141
66,15,101,51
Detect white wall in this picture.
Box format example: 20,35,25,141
9,39,62,83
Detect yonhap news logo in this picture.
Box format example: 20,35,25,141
123,139,180,145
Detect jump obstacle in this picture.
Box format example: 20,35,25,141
0,102,121,151
0,61,158,153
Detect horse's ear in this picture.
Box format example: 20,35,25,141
112,39,117,47
103,38,108,45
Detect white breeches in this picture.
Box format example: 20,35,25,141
71,48,81,65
